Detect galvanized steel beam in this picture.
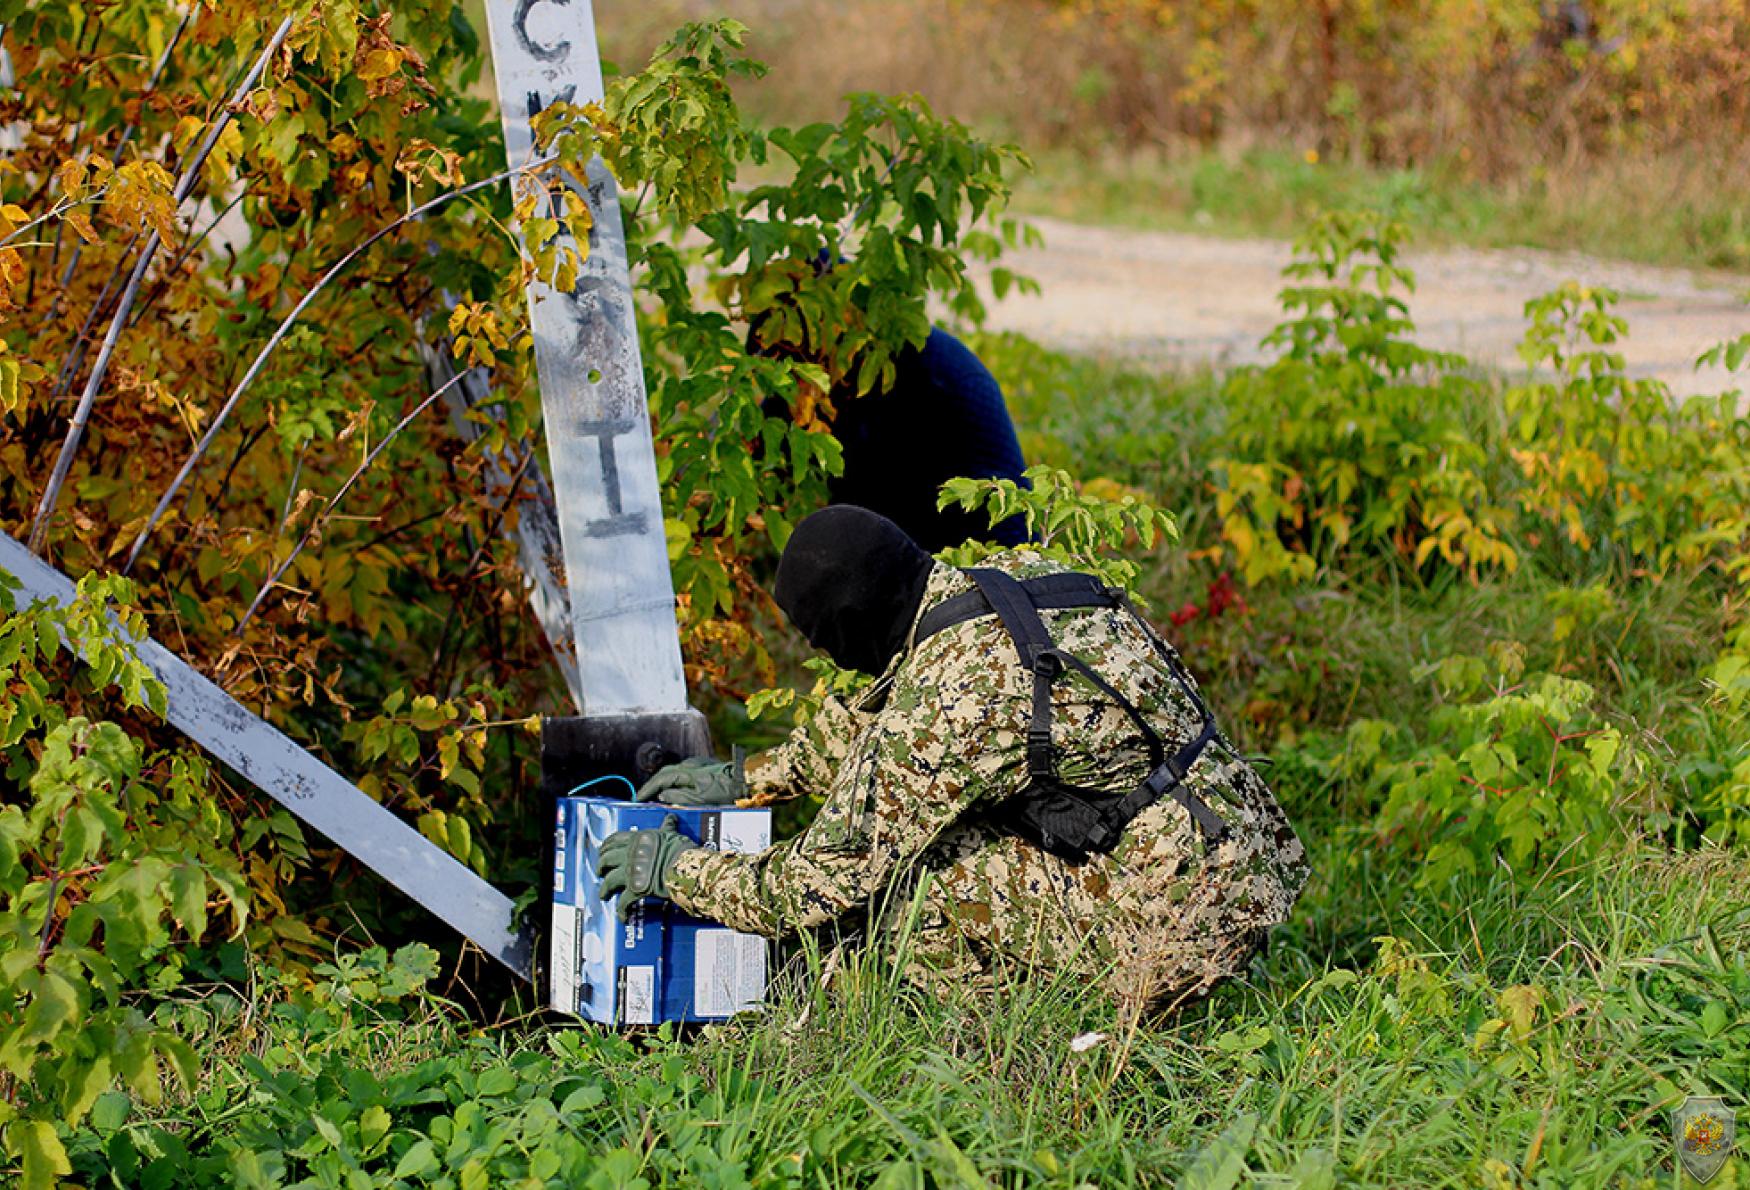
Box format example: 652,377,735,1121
479,0,691,719
0,531,534,980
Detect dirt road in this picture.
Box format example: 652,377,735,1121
978,217,1749,397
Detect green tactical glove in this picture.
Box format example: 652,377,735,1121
634,751,746,806
594,815,699,920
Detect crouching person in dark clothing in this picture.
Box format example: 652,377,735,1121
596,507,1309,1013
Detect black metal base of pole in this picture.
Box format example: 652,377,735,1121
539,709,714,800
535,708,713,1009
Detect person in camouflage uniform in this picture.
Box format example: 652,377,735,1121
597,507,1308,1011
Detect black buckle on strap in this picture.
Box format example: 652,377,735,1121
1026,727,1055,775
1138,722,1228,844
1141,756,1190,795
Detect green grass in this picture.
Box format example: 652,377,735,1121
1013,145,1750,273
51,336,1747,1189
73,834,1748,1186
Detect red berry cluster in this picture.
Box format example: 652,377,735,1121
1169,572,1249,627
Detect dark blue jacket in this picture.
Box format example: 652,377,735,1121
824,329,1030,552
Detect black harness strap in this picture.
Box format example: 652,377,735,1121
935,567,1230,861
964,569,1055,666
965,569,1061,782
915,572,1121,644
1133,718,1225,840
1049,646,1163,771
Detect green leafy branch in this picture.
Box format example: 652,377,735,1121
0,575,246,1187
936,465,1179,595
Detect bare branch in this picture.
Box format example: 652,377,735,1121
29,237,157,550
49,232,141,400
121,155,556,573
0,198,97,250
277,446,306,536
28,15,294,555
234,367,478,633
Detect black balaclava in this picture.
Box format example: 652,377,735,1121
773,506,935,675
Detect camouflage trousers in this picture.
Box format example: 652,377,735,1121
881,756,1306,1015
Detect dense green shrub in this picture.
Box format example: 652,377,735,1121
1331,646,1636,887
0,575,245,1185
1509,287,1750,583
1213,211,1516,585
1212,215,1750,599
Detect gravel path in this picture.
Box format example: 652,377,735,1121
978,216,1750,396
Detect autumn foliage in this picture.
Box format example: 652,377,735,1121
0,1,1029,982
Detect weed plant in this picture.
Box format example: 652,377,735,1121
50,840,1749,1186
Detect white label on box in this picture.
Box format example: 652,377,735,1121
717,813,770,854
550,906,579,1014
619,965,655,1024
693,929,766,1017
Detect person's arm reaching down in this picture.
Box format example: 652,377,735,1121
665,680,1013,936
739,693,863,805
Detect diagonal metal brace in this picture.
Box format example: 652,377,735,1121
0,531,533,980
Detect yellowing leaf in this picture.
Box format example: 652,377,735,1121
171,115,205,156
1498,984,1542,1042
65,208,99,244
200,122,245,191
1479,1157,1518,1190
62,1055,113,1126
1585,730,1621,778
358,47,403,82
359,1104,391,1150
11,1120,72,1190
55,157,90,200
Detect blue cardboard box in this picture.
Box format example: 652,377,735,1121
550,797,770,1024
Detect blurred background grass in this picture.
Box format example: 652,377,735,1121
592,0,1750,269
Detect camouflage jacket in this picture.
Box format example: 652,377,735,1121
666,551,1308,949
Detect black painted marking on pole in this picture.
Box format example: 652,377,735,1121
513,0,571,63
574,416,643,535
526,84,576,122
581,514,645,538
598,435,623,516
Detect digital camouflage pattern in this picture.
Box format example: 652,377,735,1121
666,551,1309,1010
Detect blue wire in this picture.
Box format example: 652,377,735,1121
563,774,637,799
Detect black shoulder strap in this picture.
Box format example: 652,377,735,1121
915,572,1118,646
948,567,1232,855
964,568,1062,783
963,568,1053,666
